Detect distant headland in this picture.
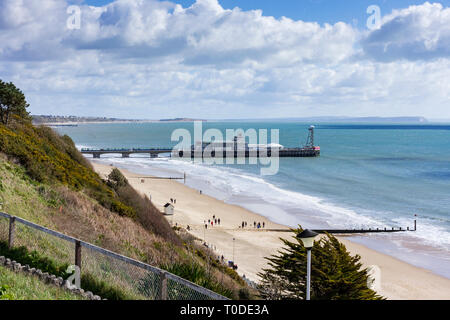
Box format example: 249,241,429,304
32,115,207,125
32,115,431,125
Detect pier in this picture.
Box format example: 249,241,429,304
80,125,321,159
81,148,173,158
81,147,320,158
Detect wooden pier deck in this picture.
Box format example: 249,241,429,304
80,147,320,158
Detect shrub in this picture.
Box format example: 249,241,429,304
238,288,251,300
107,168,129,188
107,168,180,245
0,121,141,219
161,262,233,299
258,228,384,300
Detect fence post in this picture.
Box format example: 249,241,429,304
8,216,15,249
158,271,168,300
75,240,82,270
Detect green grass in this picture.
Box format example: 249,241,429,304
0,242,70,279
0,241,134,300
0,265,85,300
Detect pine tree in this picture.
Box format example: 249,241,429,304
257,228,384,300
0,80,30,125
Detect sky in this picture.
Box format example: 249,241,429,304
1,0,449,119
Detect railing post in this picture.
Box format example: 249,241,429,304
158,271,168,300
75,240,82,270
8,216,15,249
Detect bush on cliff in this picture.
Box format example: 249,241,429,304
258,229,384,300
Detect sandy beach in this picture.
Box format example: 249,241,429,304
92,161,450,300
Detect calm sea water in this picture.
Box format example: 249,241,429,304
55,122,450,277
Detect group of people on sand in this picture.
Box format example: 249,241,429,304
240,221,266,229
169,198,177,204
204,214,220,229
216,255,238,270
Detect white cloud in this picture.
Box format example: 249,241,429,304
362,2,450,61
0,0,449,119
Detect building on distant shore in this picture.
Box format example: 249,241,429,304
163,203,174,215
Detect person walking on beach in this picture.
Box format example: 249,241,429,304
211,221,213,227
242,221,245,228
263,222,265,228
218,218,221,225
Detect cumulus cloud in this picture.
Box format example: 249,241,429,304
62,0,356,67
0,0,70,60
362,2,450,61
0,0,449,119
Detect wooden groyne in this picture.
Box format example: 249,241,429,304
258,219,417,234
312,226,415,234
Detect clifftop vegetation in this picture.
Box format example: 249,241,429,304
0,80,249,299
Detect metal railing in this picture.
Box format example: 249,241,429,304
0,212,228,300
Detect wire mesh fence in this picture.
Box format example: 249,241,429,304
166,273,225,300
0,212,228,300
81,243,163,300
0,214,8,243
14,221,75,268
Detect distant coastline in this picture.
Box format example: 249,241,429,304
216,116,430,123
32,115,207,125
33,114,434,125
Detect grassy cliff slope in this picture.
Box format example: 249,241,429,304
0,265,85,300
0,118,250,299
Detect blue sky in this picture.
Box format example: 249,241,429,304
1,0,450,119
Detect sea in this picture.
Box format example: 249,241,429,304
54,122,450,278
